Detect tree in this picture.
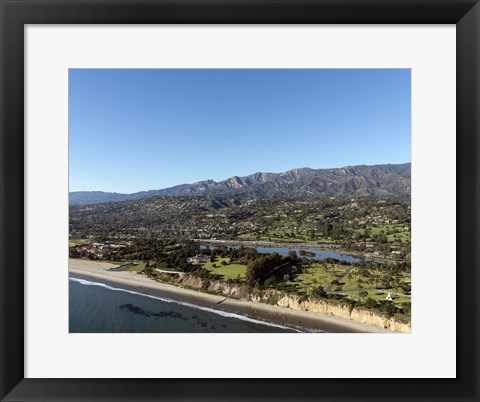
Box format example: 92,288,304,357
245,253,283,285
401,302,411,315
312,286,326,298
374,231,388,244
383,302,396,317
264,276,278,288
365,298,377,308
287,250,298,261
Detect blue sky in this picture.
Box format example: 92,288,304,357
69,69,411,193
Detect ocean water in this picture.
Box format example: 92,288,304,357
69,276,296,333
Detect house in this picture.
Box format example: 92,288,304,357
187,255,211,265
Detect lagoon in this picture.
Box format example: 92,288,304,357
201,244,369,263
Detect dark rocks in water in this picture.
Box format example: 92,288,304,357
118,304,188,320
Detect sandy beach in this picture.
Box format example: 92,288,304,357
69,258,389,333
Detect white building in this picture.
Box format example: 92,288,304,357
187,255,211,265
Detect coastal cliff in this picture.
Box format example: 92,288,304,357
157,273,411,333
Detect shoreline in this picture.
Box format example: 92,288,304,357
69,259,390,333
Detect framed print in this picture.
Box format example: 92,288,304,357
1,1,479,401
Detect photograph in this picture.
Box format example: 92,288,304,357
68,68,412,334
2,0,478,399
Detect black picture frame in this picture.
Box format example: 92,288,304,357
1,1,479,401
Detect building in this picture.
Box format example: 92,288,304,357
187,255,211,265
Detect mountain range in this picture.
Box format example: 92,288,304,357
69,163,411,205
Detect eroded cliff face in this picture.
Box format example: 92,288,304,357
165,273,411,333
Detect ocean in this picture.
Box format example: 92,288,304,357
69,276,298,333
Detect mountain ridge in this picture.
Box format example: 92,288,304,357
69,162,411,205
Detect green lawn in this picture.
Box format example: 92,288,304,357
238,230,335,244
286,263,347,295
353,224,410,243
296,264,342,285
203,257,247,280
339,268,384,290
345,289,410,306
286,263,411,308
69,239,89,247
124,263,145,272
278,219,298,227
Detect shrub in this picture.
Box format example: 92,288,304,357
312,286,326,298
365,298,377,308
383,302,397,317
264,276,278,288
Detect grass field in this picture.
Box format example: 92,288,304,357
238,222,410,245
283,263,411,308
295,264,344,287
124,263,146,272
203,257,247,280
353,224,410,243
342,289,411,305
238,230,335,244
278,219,298,227
283,263,346,295
69,239,89,247
339,268,385,290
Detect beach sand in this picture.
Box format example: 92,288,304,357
69,258,389,333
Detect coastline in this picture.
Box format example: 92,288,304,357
69,258,390,333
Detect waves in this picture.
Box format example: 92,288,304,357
69,277,310,332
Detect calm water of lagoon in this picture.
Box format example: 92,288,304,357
201,244,369,263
